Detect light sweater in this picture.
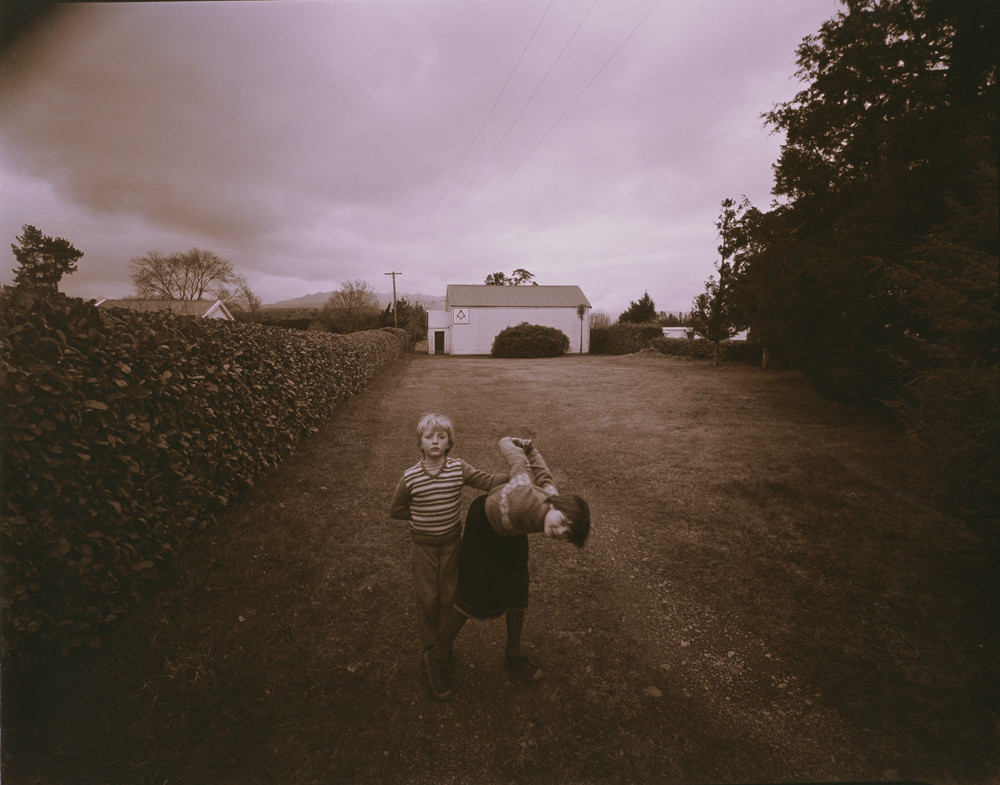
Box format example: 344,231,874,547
390,456,507,544
484,438,559,537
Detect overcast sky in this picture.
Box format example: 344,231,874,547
0,0,843,315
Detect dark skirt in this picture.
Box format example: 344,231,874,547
454,495,529,619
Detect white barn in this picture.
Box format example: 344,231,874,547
427,284,592,355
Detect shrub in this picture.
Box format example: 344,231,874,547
590,323,663,354
491,322,569,358
0,291,409,671
648,337,761,363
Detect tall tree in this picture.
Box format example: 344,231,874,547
735,0,997,507
744,0,996,391
10,224,82,293
693,196,757,364
691,200,749,365
129,248,238,300
323,279,380,333
618,291,656,324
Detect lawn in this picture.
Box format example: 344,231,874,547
4,351,997,784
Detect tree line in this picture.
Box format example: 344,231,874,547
6,227,264,316
693,0,997,511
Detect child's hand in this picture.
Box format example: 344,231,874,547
511,437,533,453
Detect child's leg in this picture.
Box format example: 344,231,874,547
432,606,467,665
436,538,461,642
504,608,526,659
504,609,543,681
412,542,440,653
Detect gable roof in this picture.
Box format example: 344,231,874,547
95,298,235,320
446,284,590,309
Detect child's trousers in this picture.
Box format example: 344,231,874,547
411,536,461,652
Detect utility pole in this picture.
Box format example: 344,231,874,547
385,271,401,327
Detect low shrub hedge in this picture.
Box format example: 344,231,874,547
0,291,409,670
491,322,570,358
648,337,761,363
590,323,761,363
590,323,663,354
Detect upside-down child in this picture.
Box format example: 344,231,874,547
424,436,590,701
389,414,508,696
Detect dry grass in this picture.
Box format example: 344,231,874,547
4,351,997,785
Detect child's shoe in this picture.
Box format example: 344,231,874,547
504,654,543,682
423,649,453,701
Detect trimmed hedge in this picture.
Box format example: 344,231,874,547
491,322,570,358
590,323,761,363
648,337,761,363
0,291,409,669
590,323,663,354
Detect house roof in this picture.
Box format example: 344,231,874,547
446,285,591,309
95,298,235,320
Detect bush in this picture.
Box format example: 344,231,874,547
590,323,664,354
0,291,409,670
648,337,761,363
491,322,570,358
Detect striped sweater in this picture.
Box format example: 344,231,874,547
390,457,507,544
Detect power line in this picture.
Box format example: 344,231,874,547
460,0,664,233
417,0,556,237
427,0,602,240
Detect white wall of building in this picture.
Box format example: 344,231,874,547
445,306,589,355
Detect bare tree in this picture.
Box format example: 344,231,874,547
129,248,237,300
323,279,380,333
215,273,263,316
589,311,613,329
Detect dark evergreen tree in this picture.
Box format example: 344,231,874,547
381,297,428,341
749,0,997,398
735,0,997,509
10,225,82,294
618,291,656,324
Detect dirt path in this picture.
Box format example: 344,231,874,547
10,351,995,785
277,351,976,784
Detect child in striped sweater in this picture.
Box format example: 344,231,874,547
389,413,507,693
423,437,590,699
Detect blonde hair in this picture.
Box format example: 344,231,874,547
416,413,455,452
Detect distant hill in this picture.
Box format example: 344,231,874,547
263,291,445,310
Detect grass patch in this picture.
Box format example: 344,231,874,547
4,352,997,785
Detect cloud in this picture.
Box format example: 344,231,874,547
0,0,843,311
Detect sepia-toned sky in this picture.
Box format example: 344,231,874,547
0,0,843,315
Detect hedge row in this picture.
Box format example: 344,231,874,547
0,292,409,668
590,324,664,354
647,337,761,363
590,323,760,363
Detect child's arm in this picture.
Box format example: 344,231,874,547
389,476,412,520
498,437,532,480
525,445,558,495
460,459,509,492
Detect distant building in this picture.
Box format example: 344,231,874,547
95,298,235,321
662,327,694,340
427,284,591,355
